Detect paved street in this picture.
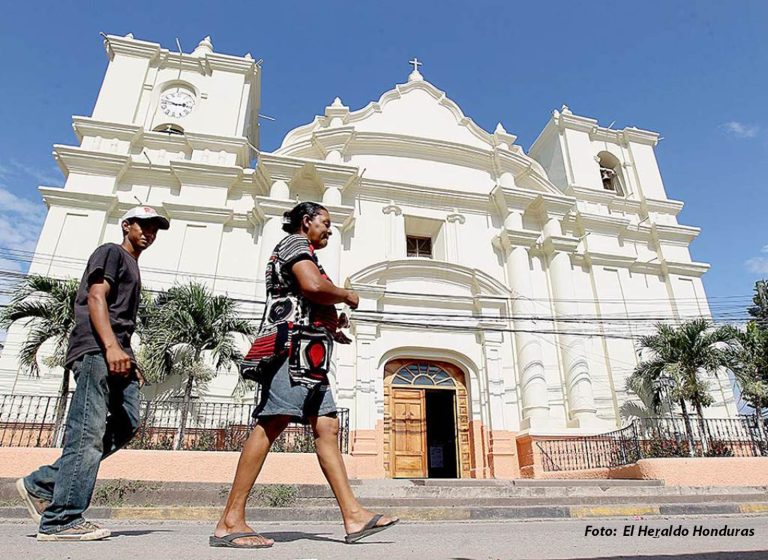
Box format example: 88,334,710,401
1,516,766,559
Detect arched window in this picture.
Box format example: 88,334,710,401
153,123,185,136
597,151,625,196
392,363,456,388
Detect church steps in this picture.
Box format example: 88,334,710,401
2,479,766,517
2,502,767,522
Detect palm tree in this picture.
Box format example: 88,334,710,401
748,280,768,328
0,275,79,443
729,322,768,431
139,282,253,450
629,319,737,453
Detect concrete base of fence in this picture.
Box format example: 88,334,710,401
612,457,768,486
0,447,380,484
525,458,768,486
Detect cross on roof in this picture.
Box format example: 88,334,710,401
409,58,422,72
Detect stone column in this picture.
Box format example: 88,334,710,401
321,186,343,283
350,321,379,456
255,180,291,299
542,216,598,427
481,328,520,477
500,210,552,430
445,213,465,262
481,330,507,430
382,204,405,259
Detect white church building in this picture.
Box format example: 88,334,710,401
0,34,736,478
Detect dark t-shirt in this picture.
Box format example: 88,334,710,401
64,243,141,367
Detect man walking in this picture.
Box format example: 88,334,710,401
16,206,169,541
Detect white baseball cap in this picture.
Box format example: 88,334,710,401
121,206,170,230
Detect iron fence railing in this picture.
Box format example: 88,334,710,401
537,415,767,472
538,422,642,472
0,393,349,454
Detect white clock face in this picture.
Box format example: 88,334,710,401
160,90,195,118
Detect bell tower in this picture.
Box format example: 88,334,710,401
91,33,260,147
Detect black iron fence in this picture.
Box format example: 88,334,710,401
0,393,349,454
537,415,767,472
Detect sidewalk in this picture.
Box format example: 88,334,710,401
2,518,766,560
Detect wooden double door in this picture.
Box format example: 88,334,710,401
384,360,471,479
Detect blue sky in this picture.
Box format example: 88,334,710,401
0,1,766,316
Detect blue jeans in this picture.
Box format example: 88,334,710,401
23,352,141,533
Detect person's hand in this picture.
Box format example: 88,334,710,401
337,312,350,329
345,291,360,310
135,366,147,388
105,344,132,376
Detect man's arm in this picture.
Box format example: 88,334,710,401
87,276,132,376
292,260,359,309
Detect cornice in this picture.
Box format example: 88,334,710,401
53,145,130,178
251,197,297,222
170,161,242,189
665,261,710,277
229,212,253,228
652,223,700,245
623,222,654,241
120,160,180,188
204,52,259,75
590,127,624,144
491,185,540,214
257,152,359,190
310,127,355,157
323,202,356,231
530,193,577,219
629,258,709,278
162,202,233,223
642,197,684,216
494,150,560,195
542,235,580,255
347,258,512,298
576,212,631,234
157,51,209,74
104,35,161,61
622,127,660,146
494,228,540,251
355,177,490,212
184,132,250,165
39,187,118,211
344,131,493,171
136,131,189,153
572,251,637,268
72,117,142,143
567,186,643,214
556,112,598,134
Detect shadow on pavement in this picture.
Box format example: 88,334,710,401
112,529,174,537
265,530,340,544
266,530,394,545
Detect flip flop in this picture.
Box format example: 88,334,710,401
344,514,399,544
209,532,274,548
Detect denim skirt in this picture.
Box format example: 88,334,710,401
252,358,336,425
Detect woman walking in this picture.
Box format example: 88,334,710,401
211,202,398,549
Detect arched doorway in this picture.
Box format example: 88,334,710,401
383,359,471,478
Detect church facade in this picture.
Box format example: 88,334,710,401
0,34,737,478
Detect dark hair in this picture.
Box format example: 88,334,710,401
281,202,327,234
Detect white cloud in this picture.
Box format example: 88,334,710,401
0,186,47,265
721,121,760,139
0,159,61,186
745,245,768,274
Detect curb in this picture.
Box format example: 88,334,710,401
2,503,767,522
